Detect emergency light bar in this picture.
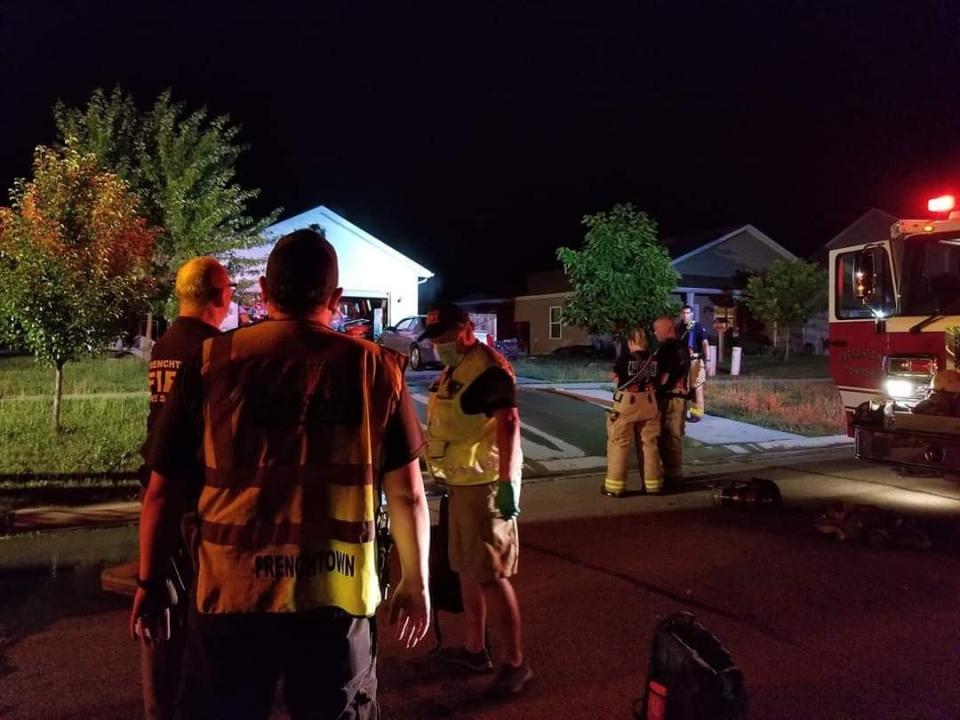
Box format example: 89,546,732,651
928,195,956,213
892,217,960,238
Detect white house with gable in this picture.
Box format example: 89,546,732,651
229,206,433,333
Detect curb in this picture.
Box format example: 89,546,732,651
1,445,856,536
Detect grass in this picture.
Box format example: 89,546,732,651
0,396,146,474
0,355,147,397
715,354,830,379
512,356,611,382
707,380,846,436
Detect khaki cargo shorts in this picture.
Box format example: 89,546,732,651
448,482,519,583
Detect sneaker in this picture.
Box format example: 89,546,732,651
435,645,494,673
485,661,534,698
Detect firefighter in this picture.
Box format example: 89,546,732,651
654,316,691,486
602,327,662,497
678,305,709,421
421,303,533,698
137,256,234,720
132,229,431,720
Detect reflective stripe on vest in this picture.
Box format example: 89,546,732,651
196,320,402,617
426,343,516,486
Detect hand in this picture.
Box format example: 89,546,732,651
129,586,172,647
389,577,430,649
495,481,520,520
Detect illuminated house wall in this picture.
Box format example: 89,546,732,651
235,205,433,326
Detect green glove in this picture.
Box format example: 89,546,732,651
495,482,520,520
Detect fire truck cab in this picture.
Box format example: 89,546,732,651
829,195,960,474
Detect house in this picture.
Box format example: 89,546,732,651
477,224,796,355
813,208,898,265
233,206,433,332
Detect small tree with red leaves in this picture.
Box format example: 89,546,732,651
0,143,157,431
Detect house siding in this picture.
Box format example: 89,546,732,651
514,295,590,354
674,229,790,280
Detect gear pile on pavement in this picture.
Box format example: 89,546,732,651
814,503,932,550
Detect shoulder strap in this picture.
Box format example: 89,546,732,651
617,356,656,392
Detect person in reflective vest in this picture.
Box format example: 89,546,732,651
132,229,431,720
422,303,534,698
678,305,709,421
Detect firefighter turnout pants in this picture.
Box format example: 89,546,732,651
689,357,706,419
658,396,687,482
605,410,662,494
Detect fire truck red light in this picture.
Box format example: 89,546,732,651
927,195,955,213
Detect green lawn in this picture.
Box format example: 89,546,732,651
512,356,611,382
0,396,147,473
715,354,830,379
0,355,147,397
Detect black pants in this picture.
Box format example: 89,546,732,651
176,607,378,720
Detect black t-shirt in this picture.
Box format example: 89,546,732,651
678,321,708,354
612,350,655,388
139,317,220,481
459,366,517,416
148,345,426,496
655,338,690,394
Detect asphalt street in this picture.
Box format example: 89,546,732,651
3,448,960,719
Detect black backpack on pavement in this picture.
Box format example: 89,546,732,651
635,612,747,720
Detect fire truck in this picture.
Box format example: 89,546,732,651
829,195,960,474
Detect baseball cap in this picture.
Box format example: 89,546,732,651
417,303,470,340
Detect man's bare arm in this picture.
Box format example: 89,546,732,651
130,470,184,641
383,458,430,648
494,406,521,483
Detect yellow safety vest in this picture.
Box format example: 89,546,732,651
426,343,520,486
195,320,403,617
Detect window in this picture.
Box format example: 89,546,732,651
549,306,562,340
395,318,413,331
835,248,894,319
900,234,960,316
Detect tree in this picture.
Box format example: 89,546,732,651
54,87,278,314
742,259,826,360
556,203,679,338
0,143,156,431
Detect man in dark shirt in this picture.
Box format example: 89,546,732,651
137,256,234,720
133,230,431,720
654,316,691,487
677,305,709,421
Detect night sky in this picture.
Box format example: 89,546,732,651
2,1,958,298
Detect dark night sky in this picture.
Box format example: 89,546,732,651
2,0,959,298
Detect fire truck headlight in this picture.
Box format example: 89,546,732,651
884,378,915,400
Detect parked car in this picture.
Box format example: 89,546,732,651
378,316,440,370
